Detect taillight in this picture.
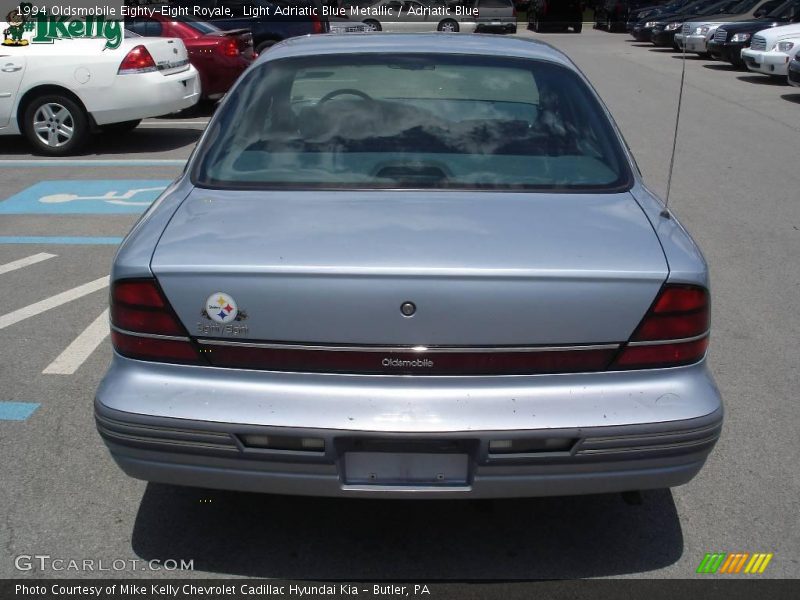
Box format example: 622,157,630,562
110,279,202,365
311,14,324,34
118,45,157,74
612,284,710,370
219,37,240,57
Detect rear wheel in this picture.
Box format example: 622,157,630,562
22,94,89,156
100,119,141,134
437,19,459,32
574,21,582,33
255,40,278,55
363,19,381,31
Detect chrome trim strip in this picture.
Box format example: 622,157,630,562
111,325,189,343
626,331,709,347
195,339,621,353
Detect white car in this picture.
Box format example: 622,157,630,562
741,22,800,76
0,34,200,155
355,0,477,33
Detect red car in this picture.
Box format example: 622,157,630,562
125,16,254,101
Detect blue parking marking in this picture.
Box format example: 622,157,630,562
0,402,40,421
0,236,123,245
0,180,170,214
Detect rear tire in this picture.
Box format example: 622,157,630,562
22,93,89,156
363,19,381,31
437,19,459,32
574,21,582,33
100,119,141,134
255,40,278,55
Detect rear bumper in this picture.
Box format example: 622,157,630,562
741,49,792,76
475,20,517,33
90,67,200,125
95,355,723,498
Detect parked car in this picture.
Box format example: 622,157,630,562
623,0,691,32
0,36,199,155
528,0,584,32
631,0,710,42
96,34,722,500
125,15,254,101
168,0,329,55
649,0,742,47
788,44,800,82
468,0,519,33
676,0,784,57
740,22,800,73
707,0,800,66
355,0,478,32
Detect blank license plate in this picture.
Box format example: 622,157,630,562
344,452,468,486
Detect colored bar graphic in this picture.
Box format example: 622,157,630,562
698,552,773,574
0,402,40,421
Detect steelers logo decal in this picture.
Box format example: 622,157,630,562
206,292,239,324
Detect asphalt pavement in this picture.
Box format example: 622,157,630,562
0,28,798,580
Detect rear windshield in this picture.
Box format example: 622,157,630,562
192,54,633,191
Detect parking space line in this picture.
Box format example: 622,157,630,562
0,160,186,167
0,237,122,245
0,252,56,275
43,309,109,375
0,402,40,421
140,121,209,127
0,276,109,330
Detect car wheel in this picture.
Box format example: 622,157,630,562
574,21,582,33
363,19,381,31
437,19,459,32
100,119,141,134
22,94,89,156
255,40,277,55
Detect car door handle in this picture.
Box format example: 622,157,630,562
2,64,23,72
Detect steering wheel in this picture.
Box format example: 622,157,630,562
318,88,375,104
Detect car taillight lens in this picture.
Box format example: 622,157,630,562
612,284,710,370
118,45,157,74
110,279,202,364
219,38,240,57
311,14,324,34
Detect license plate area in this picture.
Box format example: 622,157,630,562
343,452,469,486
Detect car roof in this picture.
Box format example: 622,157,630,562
256,33,576,69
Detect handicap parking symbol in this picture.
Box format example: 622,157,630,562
0,180,171,214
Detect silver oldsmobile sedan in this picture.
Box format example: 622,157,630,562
95,34,723,499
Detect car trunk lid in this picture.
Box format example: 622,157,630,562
150,189,668,347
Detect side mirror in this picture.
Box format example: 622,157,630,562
753,9,764,17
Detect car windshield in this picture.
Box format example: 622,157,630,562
182,19,222,34
729,0,763,12
193,54,632,191
697,0,739,15
768,0,800,17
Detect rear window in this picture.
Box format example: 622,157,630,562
192,54,633,191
